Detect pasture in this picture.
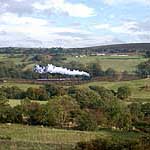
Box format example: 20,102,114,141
82,78,150,102
0,124,145,150
1,78,150,106
8,99,47,107
64,55,147,73
0,54,148,73
0,82,41,90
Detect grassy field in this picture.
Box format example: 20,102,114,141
1,78,150,104
8,99,48,107
64,55,147,72
0,54,148,73
0,82,41,90
0,54,32,65
81,78,150,102
0,124,145,150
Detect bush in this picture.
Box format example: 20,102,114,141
75,136,150,150
76,111,97,131
117,86,131,100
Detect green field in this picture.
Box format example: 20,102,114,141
0,124,145,150
1,78,150,105
8,99,48,107
0,82,41,90
64,55,147,72
82,78,150,102
0,53,150,150
0,54,148,73
0,54,32,65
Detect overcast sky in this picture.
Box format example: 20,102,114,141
0,0,150,48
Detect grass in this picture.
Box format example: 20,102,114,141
0,124,145,150
0,54,148,73
0,82,41,90
8,99,48,107
1,78,150,103
81,78,150,102
64,55,147,72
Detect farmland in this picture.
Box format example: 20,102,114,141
63,55,147,72
0,47,150,150
82,78,150,102
0,124,145,150
1,78,150,108
0,54,148,73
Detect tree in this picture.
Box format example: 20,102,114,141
21,101,43,125
105,68,116,77
76,111,97,131
117,86,131,100
0,99,13,123
89,86,116,101
74,87,102,109
128,103,144,122
87,62,104,77
145,51,150,58
106,100,132,129
44,95,80,128
26,87,48,100
136,59,150,78
44,84,66,97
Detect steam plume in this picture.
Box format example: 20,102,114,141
34,64,90,76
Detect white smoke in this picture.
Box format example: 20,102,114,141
34,64,90,76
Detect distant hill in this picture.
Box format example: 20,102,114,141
68,43,150,54
0,43,150,54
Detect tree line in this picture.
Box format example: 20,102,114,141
0,84,149,132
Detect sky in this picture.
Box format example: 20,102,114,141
0,0,150,48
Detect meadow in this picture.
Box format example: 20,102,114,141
82,78,150,102
0,54,148,73
0,124,145,150
0,53,149,150
64,55,147,72
2,78,150,108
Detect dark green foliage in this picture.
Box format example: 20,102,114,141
136,59,150,78
73,87,103,109
75,136,150,150
141,103,150,117
105,100,132,129
0,99,14,123
128,103,144,122
26,87,48,100
43,95,80,128
87,62,104,77
0,86,25,99
105,68,116,77
12,105,23,123
117,86,131,99
44,84,66,97
75,111,97,131
21,101,43,125
145,51,150,58
0,83,148,133
89,86,116,101
0,62,22,78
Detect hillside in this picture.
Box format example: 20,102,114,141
68,43,150,54
0,43,150,55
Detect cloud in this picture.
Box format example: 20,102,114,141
104,0,150,5
33,0,95,17
0,30,43,47
94,19,150,42
0,0,35,15
55,32,90,38
94,24,110,30
0,13,48,26
0,12,98,48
